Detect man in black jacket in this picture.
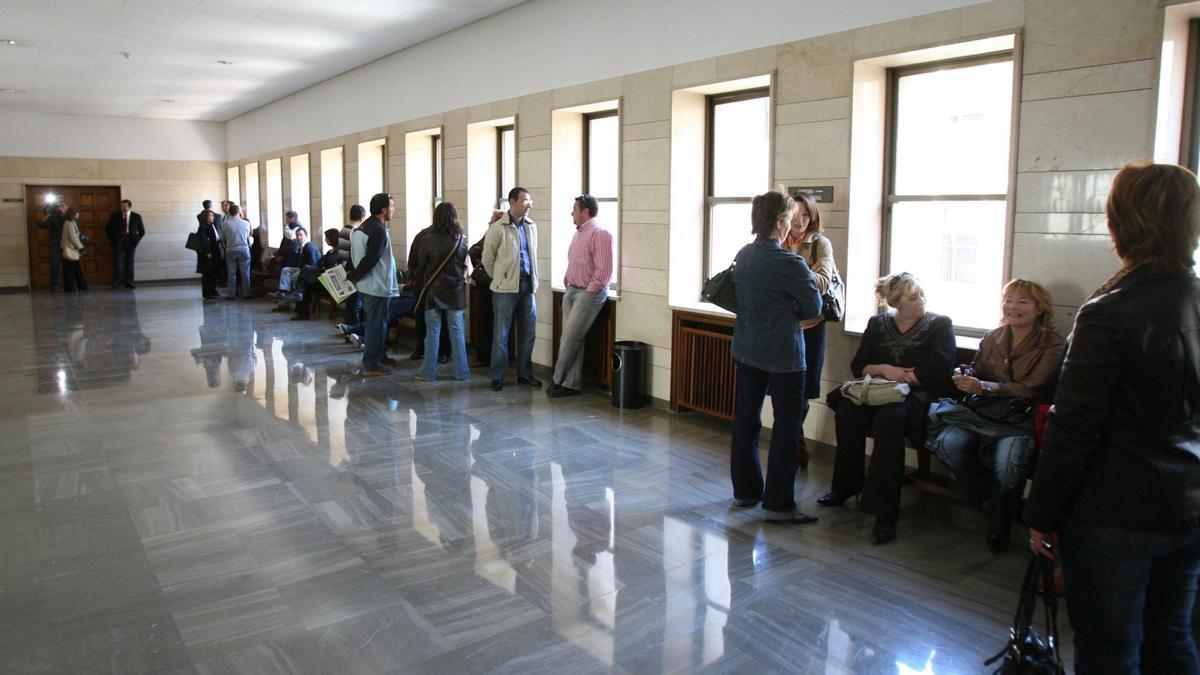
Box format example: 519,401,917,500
106,199,145,288
40,202,68,291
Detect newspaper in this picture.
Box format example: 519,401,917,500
318,265,357,304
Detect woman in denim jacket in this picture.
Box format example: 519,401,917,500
729,189,822,524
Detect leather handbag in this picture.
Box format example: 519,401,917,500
414,235,462,311
185,232,202,252
985,555,1065,674
839,374,911,406
822,271,845,322
703,263,737,313
964,394,1034,426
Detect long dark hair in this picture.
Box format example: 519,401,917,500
432,202,462,236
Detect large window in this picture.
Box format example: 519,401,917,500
433,134,443,209
585,111,620,287
497,124,516,209
320,147,344,248
244,162,259,229
358,139,386,204
705,89,770,279
265,157,283,246
289,153,310,228
226,166,240,206
884,55,1014,331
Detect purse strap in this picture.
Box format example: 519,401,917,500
415,235,462,309
984,556,1064,671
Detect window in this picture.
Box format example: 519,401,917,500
405,127,443,255
585,111,620,287
497,124,516,208
432,134,443,209
227,166,240,206
883,55,1014,331
289,153,310,228
265,157,283,246
357,139,386,204
244,162,259,229
705,89,770,279
320,147,344,250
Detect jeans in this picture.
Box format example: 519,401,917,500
730,362,805,516
343,293,362,325
342,294,414,336
225,248,252,299
831,398,911,524
360,294,390,371
113,240,136,285
802,322,826,401
49,237,61,290
277,267,300,293
1058,520,1200,674
552,286,606,390
419,308,468,380
929,426,1035,534
490,276,536,382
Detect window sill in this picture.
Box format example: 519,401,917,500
669,299,733,319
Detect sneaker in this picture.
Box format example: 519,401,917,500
517,375,542,389
334,324,349,337
413,373,430,382
348,334,364,350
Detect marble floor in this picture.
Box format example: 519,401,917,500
0,285,1070,674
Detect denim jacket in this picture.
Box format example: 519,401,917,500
730,238,821,373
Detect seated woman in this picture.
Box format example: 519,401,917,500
927,279,1065,553
819,272,955,545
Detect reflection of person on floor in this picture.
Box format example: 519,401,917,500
561,456,611,566
482,438,541,556
226,308,257,393
412,417,472,547
191,303,229,388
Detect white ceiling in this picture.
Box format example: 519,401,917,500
0,0,527,122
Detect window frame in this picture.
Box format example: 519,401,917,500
582,109,620,290
496,124,516,208
1181,18,1200,173
432,133,443,210
703,87,770,281
881,51,1015,336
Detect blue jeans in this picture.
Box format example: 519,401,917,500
730,362,805,516
552,286,606,390
225,248,251,298
343,293,362,325
419,308,468,380
360,294,390,371
930,426,1035,534
802,322,825,401
1059,520,1200,674
490,277,536,382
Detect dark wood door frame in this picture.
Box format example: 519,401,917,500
25,185,121,289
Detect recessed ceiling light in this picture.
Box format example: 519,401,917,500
217,59,233,65
0,88,27,94
1,40,18,46
161,98,176,103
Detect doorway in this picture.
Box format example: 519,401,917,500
26,185,120,289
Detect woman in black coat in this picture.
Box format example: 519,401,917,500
1026,163,1200,673
197,210,224,299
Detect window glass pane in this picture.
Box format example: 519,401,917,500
600,198,619,287
587,115,619,199
433,135,443,205
888,200,1006,329
893,60,1013,196
265,158,282,246
499,128,516,202
244,163,259,228
711,96,769,197
226,166,240,205
707,202,753,279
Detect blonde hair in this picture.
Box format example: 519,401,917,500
874,272,923,309
1001,279,1056,333
1106,162,1200,274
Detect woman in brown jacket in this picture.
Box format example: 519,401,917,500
926,279,1064,553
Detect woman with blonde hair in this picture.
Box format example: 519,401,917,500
1026,162,1200,672
782,192,838,472
818,272,955,544
926,279,1065,553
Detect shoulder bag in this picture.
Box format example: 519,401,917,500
815,236,845,322
839,374,910,406
702,263,737,313
185,232,203,252
414,235,463,311
985,555,1065,674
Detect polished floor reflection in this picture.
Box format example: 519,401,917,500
0,286,1068,673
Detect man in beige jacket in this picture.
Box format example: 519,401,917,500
482,187,540,391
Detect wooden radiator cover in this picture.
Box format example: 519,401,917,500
671,310,736,420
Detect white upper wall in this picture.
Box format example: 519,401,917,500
0,107,226,162
226,0,991,158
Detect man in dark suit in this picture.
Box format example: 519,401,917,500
106,199,145,288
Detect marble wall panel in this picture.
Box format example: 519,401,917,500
1017,90,1154,173
1022,60,1156,102
1023,0,1158,74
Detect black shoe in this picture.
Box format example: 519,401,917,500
871,522,897,545
290,314,310,321
490,379,504,391
125,283,136,289
381,356,397,366
409,352,424,361
517,376,542,389
438,355,449,364
817,491,856,507
547,384,580,398
986,530,1010,555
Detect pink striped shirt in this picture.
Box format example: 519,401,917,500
563,218,613,294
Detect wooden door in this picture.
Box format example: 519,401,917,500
26,185,119,288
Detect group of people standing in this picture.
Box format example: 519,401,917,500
40,198,144,292
728,163,1200,672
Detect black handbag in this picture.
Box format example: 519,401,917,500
822,271,845,322
185,232,202,252
964,394,1034,426
985,556,1065,674
702,263,737,313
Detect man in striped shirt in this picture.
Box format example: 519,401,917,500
547,195,613,398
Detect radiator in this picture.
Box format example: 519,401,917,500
671,310,736,420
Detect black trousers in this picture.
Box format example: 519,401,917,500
62,259,87,292
113,241,136,285
831,398,912,524
201,258,222,297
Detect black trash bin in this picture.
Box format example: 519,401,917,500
612,340,647,409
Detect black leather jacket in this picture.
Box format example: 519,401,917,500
1025,266,1200,532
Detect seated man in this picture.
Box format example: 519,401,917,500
273,227,320,310
292,229,344,321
